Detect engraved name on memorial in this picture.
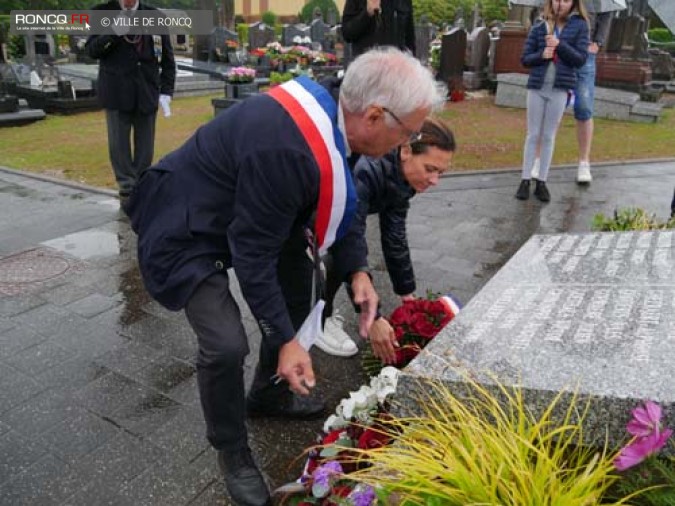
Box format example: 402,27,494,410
400,231,674,450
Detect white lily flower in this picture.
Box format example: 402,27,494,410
323,414,347,433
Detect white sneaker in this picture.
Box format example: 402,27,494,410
316,315,358,357
531,158,540,180
577,161,592,184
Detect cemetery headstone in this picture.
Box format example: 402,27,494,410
283,24,309,47
439,28,467,86
210,27,238,61
248,22,276,50
454,7,466,30
310,17,330,50
397,231,675,453
597,14,654,95
415,15,435,65
464,26,490,90
326,8,337,27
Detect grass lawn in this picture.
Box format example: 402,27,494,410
0,92,673,190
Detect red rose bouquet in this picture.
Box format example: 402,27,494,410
363,293,461,375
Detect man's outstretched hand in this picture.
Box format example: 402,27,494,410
277,339,315,396
351,271,379,338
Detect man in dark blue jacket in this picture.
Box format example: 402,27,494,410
127,47,439,505
86,0,175,202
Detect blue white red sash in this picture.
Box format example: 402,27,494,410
440,293,462,318
267,76,356,255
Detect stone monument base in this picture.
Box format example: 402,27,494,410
463,70,488,91
495,72,663,123
0,97,45,127
397,231,675,454
596,53,653,95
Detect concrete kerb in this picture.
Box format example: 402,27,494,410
3,157,675,192
0,165,118,198
441,157,675,179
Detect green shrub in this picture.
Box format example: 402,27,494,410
591,208,675,232
236,23,249,47
648,28,674,43
261,10,276,26
270,71,293,86
300,0,338,24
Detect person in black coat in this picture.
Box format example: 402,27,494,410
319,117,455,363
342,0,416,59
127,47,440,505
85,0,175,201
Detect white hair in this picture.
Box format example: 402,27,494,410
340,47,442,123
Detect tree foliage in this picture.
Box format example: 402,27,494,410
412,0,509,26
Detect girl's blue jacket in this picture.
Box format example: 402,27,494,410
521,14,590,91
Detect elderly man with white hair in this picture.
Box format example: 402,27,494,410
126,47,440,506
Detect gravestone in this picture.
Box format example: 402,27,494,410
439,28,467,87
283,24,310,47
464,26,490,90
248,22,276,50
310,17,330,50
209,27,238,61
326,8,338,27
597,14,653,96
493,4,530,75
398,231,675,452
415,16,435,65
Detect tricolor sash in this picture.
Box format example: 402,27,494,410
267,76,356,255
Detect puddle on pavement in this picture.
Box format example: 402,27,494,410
41,228,120,260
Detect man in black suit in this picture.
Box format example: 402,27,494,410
86,0,175,202
342,0,416,59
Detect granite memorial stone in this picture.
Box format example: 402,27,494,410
283,24,310,47
310,17,330,50
248,22,276,50
439,28,467,86
398,231,675,452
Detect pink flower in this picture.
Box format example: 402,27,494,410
614,401,673,471
614,429,673,471
627,401,665,438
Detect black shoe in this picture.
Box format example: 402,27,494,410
218,448,272,506
515,179,530,200
246,389,326,420
533,180,551,202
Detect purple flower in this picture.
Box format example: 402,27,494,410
348,484,376,506
627,401,665,438
614,429,672,471
313,460,342,487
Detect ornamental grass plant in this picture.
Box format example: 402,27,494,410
346,377,637,505
592,208,675,232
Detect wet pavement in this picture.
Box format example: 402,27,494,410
0,160,674,505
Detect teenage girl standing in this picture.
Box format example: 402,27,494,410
516,0,589,202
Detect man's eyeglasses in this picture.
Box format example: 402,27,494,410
382,107,423,143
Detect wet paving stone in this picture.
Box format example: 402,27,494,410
0,325,48,359
0,430,48,485
38,408,120,464
3,339,73,376
110,390,183,437
65,293,122,319
0,388,77,438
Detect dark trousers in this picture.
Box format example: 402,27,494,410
184,230,313,451
105,108,156,196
